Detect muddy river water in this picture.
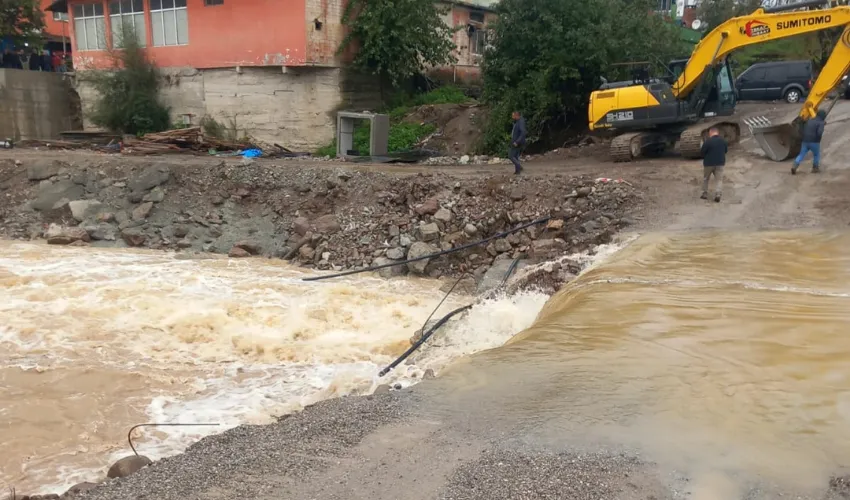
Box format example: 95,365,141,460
3,231,850,496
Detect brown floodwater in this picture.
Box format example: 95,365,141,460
0,241,548,495
430,230,850,498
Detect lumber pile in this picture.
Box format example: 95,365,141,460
121,127,252,155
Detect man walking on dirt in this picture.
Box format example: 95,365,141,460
792,109,826,175
509,111,527,175
700,127,727,203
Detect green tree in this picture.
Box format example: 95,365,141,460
84,25,170,135
0,0,45,46
481,0,688,153
339,0,457,88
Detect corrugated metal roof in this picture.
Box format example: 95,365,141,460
449,0,499,11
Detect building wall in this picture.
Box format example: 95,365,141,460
0,69,78,140
434,2,496,84
68,0,312,70
76,66,381,149
41,0,70,37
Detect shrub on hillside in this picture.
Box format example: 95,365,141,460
83,25,170,136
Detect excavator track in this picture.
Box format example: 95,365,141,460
679,119,741,159
609,132,644,162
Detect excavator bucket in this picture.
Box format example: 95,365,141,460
743,116,802,162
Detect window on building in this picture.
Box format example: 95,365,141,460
469,11,485,23
53,11,69,21
471,27,489,55
150,0,189,46
73,3,107,51
656,0,672,11
109,0,146,47
204,0,224,5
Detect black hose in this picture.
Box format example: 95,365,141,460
378,257,521,377
302,216,551,282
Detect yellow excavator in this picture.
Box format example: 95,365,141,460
588,0,850,162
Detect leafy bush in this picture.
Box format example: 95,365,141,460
315,122,436,156
481,0,688,154
340,0,457,87
413,86,471,106
83,25,170,136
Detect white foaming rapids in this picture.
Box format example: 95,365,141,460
0,239,628,494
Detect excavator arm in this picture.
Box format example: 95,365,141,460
674,4,850,98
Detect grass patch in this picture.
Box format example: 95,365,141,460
315,85,464,156
316,122,437,156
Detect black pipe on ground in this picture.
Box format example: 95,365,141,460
378,257,522,377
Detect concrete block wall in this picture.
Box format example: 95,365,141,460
76,66,382,150
306,0,347,66
0,70,79,141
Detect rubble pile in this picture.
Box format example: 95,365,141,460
0,157,642,281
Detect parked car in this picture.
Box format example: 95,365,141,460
735,60,814,103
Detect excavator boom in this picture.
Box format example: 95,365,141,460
746,24,850,160
674,5,850,99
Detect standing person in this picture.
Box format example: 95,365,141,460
700,127,727,203
509,111,526,175
792,109,826,175
28,50,41,71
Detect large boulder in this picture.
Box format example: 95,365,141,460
31,180,84,213
68,200,103,222
63,482,99,497
26,159,64,181
373,257,406,278
293,217,310,236
132,202,154,221
407,242,437,274
106,455,152,479
417,223,440,242
313,214,341,235
414,197,439,216
128,165,170,192
45,225,90,245
121,228,147,247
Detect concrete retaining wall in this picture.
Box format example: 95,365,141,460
76,66,382,151
0,69,79,141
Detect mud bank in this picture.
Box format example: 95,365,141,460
0,153,641,283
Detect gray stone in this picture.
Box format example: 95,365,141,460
88,224,116,241
31,180,84,212
45,226,90,245
121,228,147,247
313,214,341,234
582,220,600,232
234,240,262,255
27,160,63,181
477,259,528,294
407,242,437,275
143,187,166,203
494,239,512,253
434,208,452,223
386,247,405,260
373,257,406,278
577,186,593,198
464,223,478,236
68,200,103,222
399,234,413,247
388,224,400,237
414,197,439,216
418,222,440,242
293,217,310,236
129,166,170,192
132,202,154,221
106,455,152,479
115,211,130,224
63,482,99,496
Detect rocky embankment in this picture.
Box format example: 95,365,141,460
0,156,641,281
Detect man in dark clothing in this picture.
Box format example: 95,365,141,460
700,127,727,203
792,109,826,175
509,111,526,175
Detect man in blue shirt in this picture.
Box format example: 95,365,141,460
792,109,826,175
509,111,526,175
